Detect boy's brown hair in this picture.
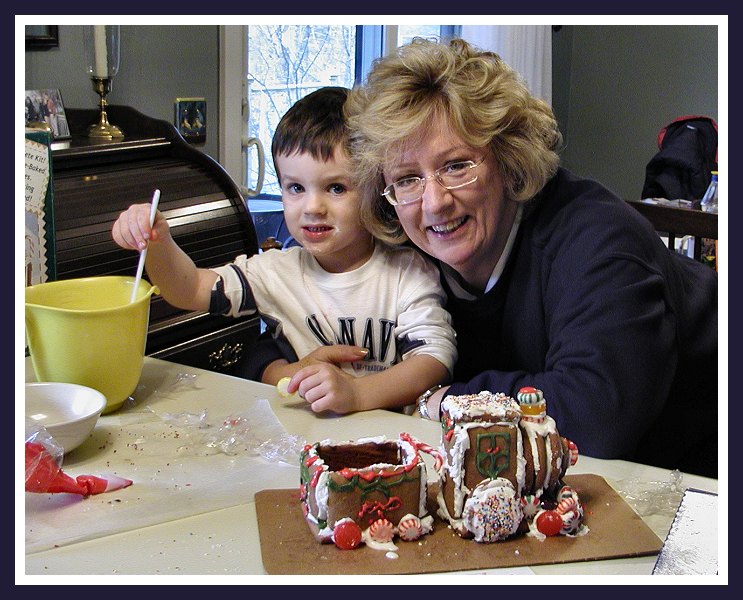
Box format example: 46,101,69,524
271,86,350,182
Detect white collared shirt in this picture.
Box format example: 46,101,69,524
443,204,523,299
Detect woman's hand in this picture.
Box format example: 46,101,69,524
262,345,368,385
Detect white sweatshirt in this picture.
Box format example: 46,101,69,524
210,241,457,377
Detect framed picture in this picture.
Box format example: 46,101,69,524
25,89,71,141
25,26,59,50
175,97,206,145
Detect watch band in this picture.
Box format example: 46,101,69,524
417,384,444,419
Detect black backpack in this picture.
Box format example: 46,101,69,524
641,115,718,202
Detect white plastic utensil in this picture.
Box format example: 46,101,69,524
130,189,161,303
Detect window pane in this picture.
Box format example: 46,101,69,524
397,25,442,45
397,25,460,46
247,25,356,196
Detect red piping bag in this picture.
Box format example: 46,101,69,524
25,441,132,496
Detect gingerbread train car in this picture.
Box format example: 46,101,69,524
435,387,585,542
299,433,442,550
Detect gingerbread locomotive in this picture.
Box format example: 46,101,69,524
436,387,585,542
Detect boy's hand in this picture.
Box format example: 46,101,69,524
288,363,361,414
112,203,170,251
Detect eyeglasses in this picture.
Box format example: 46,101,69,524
382,158,485,206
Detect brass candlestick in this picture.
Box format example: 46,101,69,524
87,77,124,139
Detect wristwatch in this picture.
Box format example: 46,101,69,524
417,384,444,419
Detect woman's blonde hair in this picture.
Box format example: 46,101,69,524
345,37,563,244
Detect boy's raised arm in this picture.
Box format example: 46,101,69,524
112,203,218,312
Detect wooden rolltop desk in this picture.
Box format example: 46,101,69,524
49,105,261,375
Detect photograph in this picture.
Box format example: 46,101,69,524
24,89,71,140
21,19,722,582
175,97,206,144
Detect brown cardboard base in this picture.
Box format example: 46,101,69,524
255,474,662,575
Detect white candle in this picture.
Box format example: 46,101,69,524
93,26,108,78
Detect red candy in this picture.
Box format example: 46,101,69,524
333,520,362,550
536,510,563,537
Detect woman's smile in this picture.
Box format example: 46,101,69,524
428,215,469,235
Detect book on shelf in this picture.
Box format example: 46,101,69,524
25,127,56,286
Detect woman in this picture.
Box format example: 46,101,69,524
252,38,718,478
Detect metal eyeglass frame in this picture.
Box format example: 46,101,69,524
382,157,485,206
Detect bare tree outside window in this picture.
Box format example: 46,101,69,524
247,25,357,196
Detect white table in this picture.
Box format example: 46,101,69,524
23,357,718,581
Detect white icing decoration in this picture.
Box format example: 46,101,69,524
461,478,522,542
420,514,434,534
362,527,398,551
514,426,526,495
448,423,472,517
314,471,330,520
442,391,521,421
353,435,388,445
417,463,428,517
398,437,415,462
544,439,553,492
526,509,548,541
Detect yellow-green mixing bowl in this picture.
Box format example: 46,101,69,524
25,276,159,414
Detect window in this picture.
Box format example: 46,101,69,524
246,25,358,197
240,24,459,200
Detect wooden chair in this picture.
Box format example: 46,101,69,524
626,200,718,264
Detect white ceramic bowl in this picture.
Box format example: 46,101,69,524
26,382,106,453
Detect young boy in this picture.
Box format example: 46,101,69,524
112,87,456,415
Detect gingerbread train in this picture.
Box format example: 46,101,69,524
435,387,586,542
297,386,586,550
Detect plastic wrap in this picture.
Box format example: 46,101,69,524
614,469,685,518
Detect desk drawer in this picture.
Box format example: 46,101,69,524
148,317,261,375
